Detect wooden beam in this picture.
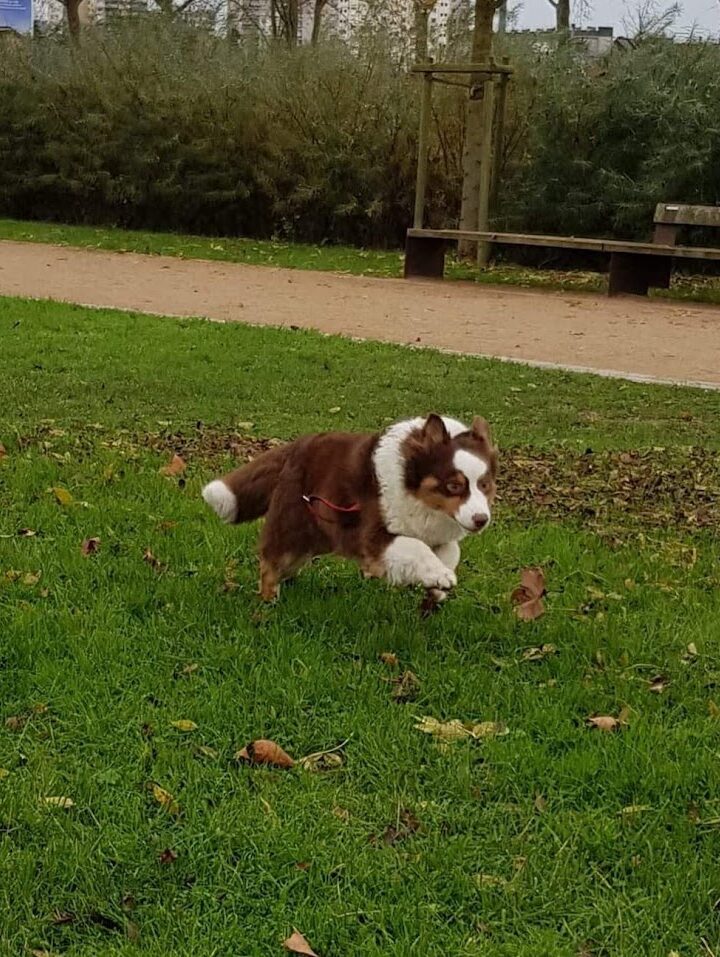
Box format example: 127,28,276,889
406,228,720,260
412,61,514,75
476,78,495,268
413,73,434,230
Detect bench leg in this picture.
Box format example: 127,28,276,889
404,235,447,279
609,252,672,297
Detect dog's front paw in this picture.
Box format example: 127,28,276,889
420,587,449,618
418,563,456,592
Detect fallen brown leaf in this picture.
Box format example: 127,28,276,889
648,675,669,694
160,454,187,477
235,739,295,769
709,700,720,719
586,715,623,732
332,806,350,822
51,911,76,925
18,528,37,537
283,930,319,956
22,571,41,586
376,807,421,846
379,652,399,667
0,442,6,461
152,784,180,815
5,714,27,732
80,537,101,557
511,567,546,621
158,848,178,864
391,670,420,703
143,548,167,573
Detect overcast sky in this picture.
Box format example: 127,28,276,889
516,0,719,38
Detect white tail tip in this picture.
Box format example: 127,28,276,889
202,480,237,523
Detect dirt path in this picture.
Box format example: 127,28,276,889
3,239,720,388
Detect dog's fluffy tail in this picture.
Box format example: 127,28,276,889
202,444,290,525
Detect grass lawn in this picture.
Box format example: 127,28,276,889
2,216,720,305
2,296,720,956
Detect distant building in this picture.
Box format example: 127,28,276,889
510,24,614,57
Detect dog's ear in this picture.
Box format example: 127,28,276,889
422,414,450,445
471,415,491,444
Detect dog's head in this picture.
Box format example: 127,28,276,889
402,414,497,533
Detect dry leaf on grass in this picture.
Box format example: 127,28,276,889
520,644,557,663
143,548,167,573
511,567,547,621
41,796,75,809
298,739,348,772
0,442,6,461
379,652,399,667
391,670,420,703
235,739,295,769
414,716,508,744
0,768,10,780
160,454,187,477
5,714,27,732
195,745,218,760
648,675,670,694
709,700,720,719
171,720,198,732
158,848,178,864
376,807,421,846
81,537,101,557
52,487,74,506
283,930,319,956
586,708,630,732
152,784,180,815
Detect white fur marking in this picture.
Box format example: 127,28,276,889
384,536,457,590
453,449,491,532
202,479,237,523
373,416,469,546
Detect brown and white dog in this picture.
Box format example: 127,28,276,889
202,414,497,605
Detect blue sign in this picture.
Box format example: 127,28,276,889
0,0,33,34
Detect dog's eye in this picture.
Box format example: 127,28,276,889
446,479,465,496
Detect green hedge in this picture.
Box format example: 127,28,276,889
1,23,719,247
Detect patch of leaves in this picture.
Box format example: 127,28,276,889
502,446,720,532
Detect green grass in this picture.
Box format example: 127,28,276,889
2,296,720,956
2,216,720,304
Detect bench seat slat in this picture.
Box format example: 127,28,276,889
406,228,720,260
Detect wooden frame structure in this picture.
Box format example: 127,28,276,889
410,60,513,266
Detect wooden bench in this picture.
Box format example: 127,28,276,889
404,203,720,296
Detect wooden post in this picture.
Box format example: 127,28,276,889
490,57,509,214
413,73,434,229
476,75,495,268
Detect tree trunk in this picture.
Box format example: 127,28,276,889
457,0,495,258
287,0,298,45
311,0,326,44
555,0,570,30
65,0,82,37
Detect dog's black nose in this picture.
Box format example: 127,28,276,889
472,513,489,530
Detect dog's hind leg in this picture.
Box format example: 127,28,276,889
258,483,316,601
